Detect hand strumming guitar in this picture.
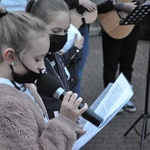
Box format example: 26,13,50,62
79,0,97,12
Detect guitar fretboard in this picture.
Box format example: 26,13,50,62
92,0,108,6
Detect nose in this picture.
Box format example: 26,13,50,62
38,60,46,72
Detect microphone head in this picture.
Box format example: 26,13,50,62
36,73,62,98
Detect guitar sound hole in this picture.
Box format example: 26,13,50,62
76,5,88,14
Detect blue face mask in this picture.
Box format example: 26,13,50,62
49,34,68,52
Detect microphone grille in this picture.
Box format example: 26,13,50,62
36,73,62,97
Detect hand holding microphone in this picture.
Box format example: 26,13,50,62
60,91,88,122
36,72,103,127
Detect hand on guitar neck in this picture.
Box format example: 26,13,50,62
122,1,137,13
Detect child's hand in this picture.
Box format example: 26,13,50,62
74,34,84,49
60,91,88,122
76,124,86,138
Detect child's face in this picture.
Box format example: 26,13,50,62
15,34,50,75
47,12,70,36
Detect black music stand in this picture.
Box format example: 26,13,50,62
124,43,150,150
120,3,150,25
120,3,150,150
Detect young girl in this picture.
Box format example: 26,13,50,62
0,7,88,149
60,24,84,91
26,0,85,119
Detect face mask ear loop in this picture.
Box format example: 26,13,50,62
10,63,15,72
9,64,26,91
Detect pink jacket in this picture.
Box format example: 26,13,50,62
0,83,77,150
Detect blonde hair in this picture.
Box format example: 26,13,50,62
0,7,48,62
26,0,70,24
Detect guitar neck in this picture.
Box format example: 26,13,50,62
92,0,108,6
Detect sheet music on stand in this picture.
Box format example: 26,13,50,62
120,2,150,25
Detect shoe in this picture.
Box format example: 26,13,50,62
124,101,136,112
117,108,124,114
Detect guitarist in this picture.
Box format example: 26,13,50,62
99,0,143,113
63,0,97,96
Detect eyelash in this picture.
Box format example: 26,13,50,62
52,29,68,34
52,31,59,34
36,58,41,62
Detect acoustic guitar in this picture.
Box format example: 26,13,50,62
98,0,135,39
70,5,98,29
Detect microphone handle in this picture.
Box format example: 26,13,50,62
58,91,103,127
79,103,103,127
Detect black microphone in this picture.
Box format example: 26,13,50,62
36,73,103,127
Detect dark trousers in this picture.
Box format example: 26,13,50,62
102,26,140,87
